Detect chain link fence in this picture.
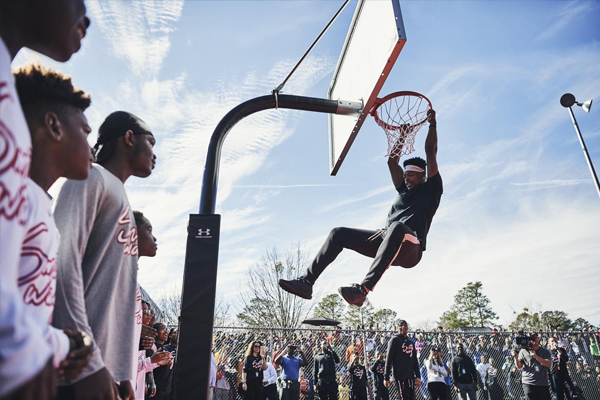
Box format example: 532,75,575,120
211,327,600,400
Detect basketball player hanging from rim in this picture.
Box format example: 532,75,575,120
279,108,442,307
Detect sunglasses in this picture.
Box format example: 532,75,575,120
253,344,261,348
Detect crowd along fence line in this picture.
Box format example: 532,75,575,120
202,327,600,400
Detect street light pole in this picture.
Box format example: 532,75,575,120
560,93,600,201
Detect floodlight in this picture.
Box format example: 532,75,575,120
580,99,593,113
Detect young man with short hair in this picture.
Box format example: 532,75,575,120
275,343,308,400
370,351,389,400
349,354,369,400
452,343,478,400
14,62,95,383
0,1,90,398
511,334,552,400
314,340,340,400
133,211,167,400
279,111,442,307
384,321,421,400
52,111,156,399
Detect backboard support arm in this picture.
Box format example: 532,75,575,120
174,93,361,400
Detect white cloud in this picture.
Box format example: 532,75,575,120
87,0,184,77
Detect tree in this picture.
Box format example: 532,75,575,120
438,281,498,329
155,284,231,327
540,311,573,331
438,310,468,330
508,308,573,331
313,294,345,322
372,309,398,330
344,298,375,328
509,308,541,331
236,245,316,328
572,318,591,331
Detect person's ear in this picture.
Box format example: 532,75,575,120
123,129,135,148
44,111,62,142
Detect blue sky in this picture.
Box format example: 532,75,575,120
15,0,600,327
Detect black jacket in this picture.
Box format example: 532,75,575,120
451,354,477,385
314,350,340,384
384,334,420,381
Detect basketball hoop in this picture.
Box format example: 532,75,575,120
370,91,432,157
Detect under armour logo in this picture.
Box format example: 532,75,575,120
196,228,213,239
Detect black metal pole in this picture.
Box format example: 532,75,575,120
175,94,360,399
200,94,359,214
567,106,600,200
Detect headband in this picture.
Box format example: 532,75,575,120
404,165,424,173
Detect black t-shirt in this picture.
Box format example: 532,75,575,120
244,354,264,381
484,367,499,387
386,172,443,250
370,360,386,388
550,348,569,376
154,343,174,395
350,364,368,390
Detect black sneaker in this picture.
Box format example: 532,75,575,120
278,277,313,300
338,284,367,307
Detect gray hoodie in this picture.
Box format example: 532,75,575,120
52,164,139,383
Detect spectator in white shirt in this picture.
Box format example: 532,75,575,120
263,356,279,400
426,346,449,400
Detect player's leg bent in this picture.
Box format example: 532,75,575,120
338,222,421,306
360,221,421,291
278,227,379,299
305,227,381,281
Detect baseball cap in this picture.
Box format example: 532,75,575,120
94,111,153,162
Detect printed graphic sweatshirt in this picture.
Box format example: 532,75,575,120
52,164,139,383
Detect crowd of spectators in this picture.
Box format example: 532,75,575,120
207,326,600,400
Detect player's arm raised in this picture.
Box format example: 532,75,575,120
424,110,438,178
387,148,404,189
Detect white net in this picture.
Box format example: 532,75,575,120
372,93,432,158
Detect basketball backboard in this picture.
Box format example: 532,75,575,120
328,0,407,175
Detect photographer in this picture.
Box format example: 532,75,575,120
511,333,552,400
314,340,340,400
275,343,307,400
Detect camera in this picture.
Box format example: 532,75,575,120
515,332,534,350
288,345,297,351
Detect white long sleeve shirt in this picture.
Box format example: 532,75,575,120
263,363,278,386
17,179,70,368
426,359,448,383
0,37,52,396
52,164,139,383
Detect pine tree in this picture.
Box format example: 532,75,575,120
313,294,346,322
438,281,498,329
344,298,375,328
